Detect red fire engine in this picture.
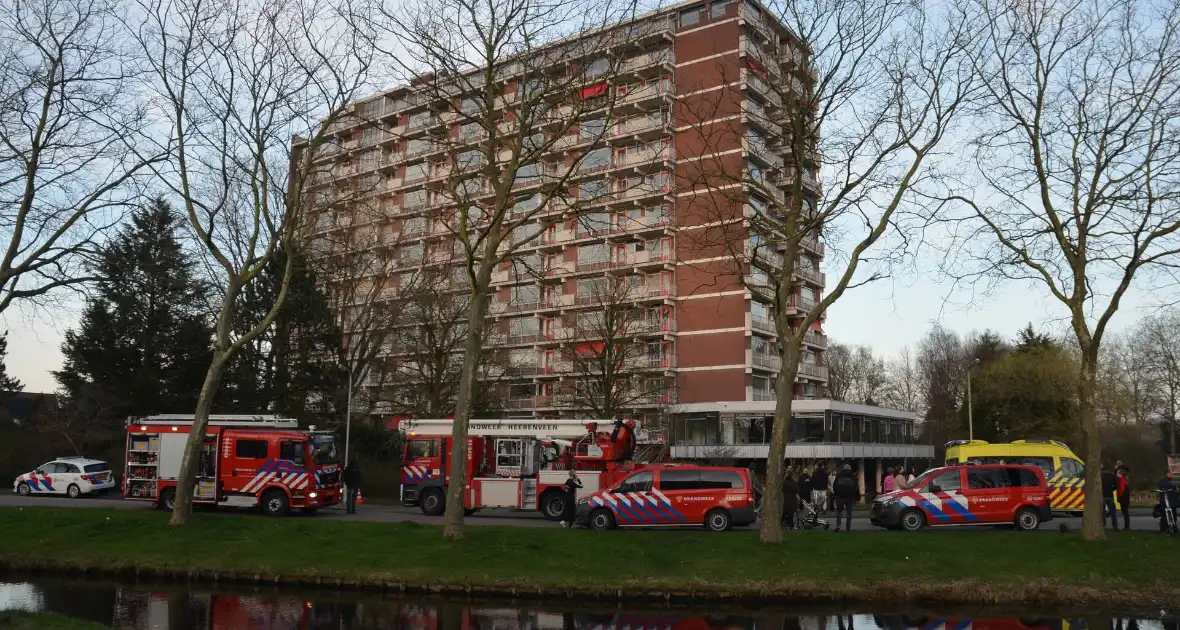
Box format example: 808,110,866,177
123,414,341,516
395,417,640,520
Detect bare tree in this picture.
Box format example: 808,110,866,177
0,0,165,313
360,0,646,539
825,342,887,404
1097,330,1162,427
938,0,1180,540
1140,311,1180,451
553,275,675,418
915,324,970,446
881,346,924,415
678,0,979,542
131,0,372,524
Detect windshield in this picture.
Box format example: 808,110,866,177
906,467,945,489
310,435,339,466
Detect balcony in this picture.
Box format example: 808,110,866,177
752,388,777,402
751,315,776,334
798,362,828,380
619,49,674,75
795,265,824,286
788,294,817,312
781,167,822,194
635,355,676,370
507,364,542,377
804,330,827,347
576,259,613,273
799,236,826,256
619,81,674,108
752,353,781,371
738,4,778,44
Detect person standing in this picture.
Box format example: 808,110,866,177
893,468,908,490
1159,470,1176,533
559,470,583,528
833,464,858,532
882,467,896,494
798,467,812,505
1100,463,1118,531
1116,466,1131,531
782,472,800,530
828,468,838,512
342,459,362,515
812,463,829,514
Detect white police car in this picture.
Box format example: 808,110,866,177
13,457,116,498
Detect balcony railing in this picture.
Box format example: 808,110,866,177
795,265,824,286
753,389,777,402
804,330,828,347
751,315,776,334
798,362,828,379
752,353,782,370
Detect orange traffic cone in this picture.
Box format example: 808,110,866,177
355,490,364,505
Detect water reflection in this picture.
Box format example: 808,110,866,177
0,580,1174,630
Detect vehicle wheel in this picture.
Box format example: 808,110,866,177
706,508,732,532
158,487,176,512
420,489,445,516
1015,507,1041,531
67,484,81,499
589,508,616,531
540,492,568,521
16,482,30,497
261,489,290,517
900,508,926,531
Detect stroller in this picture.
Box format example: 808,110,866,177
783,498,830,531
1157,489,1178,536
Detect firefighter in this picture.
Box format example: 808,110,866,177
342,459,362,515
559,469,583,528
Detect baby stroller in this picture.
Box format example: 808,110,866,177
1157,489,1178,536
783,498,830,530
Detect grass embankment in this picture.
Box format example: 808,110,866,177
0,611,109,630
0,508,1177,608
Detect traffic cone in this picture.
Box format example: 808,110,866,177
356,490,364,505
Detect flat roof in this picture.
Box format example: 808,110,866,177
671,399,919,421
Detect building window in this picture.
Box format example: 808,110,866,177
584,57,610,79
710,0,733,18
680,5,704,27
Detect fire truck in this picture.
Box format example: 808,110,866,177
396,418,641,520
123,414,341,516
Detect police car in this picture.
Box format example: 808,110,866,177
13,457,116,498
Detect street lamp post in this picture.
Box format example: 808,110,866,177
967,358,980,441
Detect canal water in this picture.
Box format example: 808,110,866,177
0,577,1175,629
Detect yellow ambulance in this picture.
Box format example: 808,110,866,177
944,439,1086,513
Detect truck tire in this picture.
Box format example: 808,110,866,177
1015,507,1041,531
420,488,445,516
589,508,615,531
158,487,176,512
540,491,569,521
261,489,290,517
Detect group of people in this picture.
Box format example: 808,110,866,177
781,462,861,532
1099,461,1132,531
881,466,917,493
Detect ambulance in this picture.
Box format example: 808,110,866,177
123,414,341,515
944,439,1086,513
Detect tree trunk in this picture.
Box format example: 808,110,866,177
759,342,799,543
169,350,228,526
442,279,491,540
1077,348,1105,541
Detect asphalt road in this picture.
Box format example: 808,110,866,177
0,491,1164,532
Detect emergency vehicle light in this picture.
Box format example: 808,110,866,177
171,426,178,431
139,426,147,431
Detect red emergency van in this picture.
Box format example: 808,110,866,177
869,464,1052,531
573,464,755,531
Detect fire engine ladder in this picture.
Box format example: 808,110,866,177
519,439,540,509
520,478,538,510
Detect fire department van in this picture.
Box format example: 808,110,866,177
123,414,341,516
397,418,642,520
870,463,1053,531
944,439,1086,513
573,464,756,531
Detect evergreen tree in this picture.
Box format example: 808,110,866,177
55,199,213,422
219,247,341,421
0,331,23,392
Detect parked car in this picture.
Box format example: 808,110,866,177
870,464,1052,531
13,457,116,498
574,464,755,531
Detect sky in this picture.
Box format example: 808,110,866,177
3,265,1156,394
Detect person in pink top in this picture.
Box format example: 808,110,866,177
882,467,897,493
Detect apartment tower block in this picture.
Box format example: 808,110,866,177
307,0,828,428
